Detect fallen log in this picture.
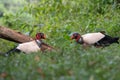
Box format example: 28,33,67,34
0,26,33,43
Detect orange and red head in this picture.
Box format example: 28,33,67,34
36,33,46,40
70,32,81,41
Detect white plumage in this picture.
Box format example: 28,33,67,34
17,40,41,54
82,32,105,44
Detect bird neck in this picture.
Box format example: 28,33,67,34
35,39,42,48
76,37,84,44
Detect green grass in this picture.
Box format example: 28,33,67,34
0,45,120,80
0,0,120,80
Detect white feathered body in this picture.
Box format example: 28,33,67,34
16,41,41,54
82,32,105,44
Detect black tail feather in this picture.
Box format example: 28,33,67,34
113,37,119,44
94,36,119,47
4,47,21,56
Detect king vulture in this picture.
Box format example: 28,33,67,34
70,32,119,47
5,33,50,56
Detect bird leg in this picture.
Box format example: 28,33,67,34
82,43,90,49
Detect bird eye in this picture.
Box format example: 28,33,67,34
41,33,44,38
74,34,79,39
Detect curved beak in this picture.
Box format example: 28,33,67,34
43,35,46,39
70,35,74,40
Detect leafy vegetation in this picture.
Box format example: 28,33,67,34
0,0,120,80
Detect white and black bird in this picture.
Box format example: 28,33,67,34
5,33,47,56
70,32,119,47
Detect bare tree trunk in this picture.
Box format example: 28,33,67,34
0,26,33,43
